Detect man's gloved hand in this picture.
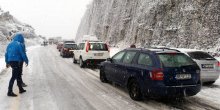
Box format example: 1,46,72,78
6,64,10,68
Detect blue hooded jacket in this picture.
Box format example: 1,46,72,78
5,33,29,64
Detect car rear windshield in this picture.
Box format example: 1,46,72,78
64,44,77,49
187,51,215,60
64,41,75,43
158,53,196,67
90,43,108,51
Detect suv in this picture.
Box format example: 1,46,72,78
100,48,201,100
60,43,77,57
73,41,110,67
172,48,220,84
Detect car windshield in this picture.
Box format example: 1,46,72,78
187,51,215,60
90,43,108,51
158,53,196,67
64,44,77,49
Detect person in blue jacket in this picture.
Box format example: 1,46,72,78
5,33,28,97
20,43,28,87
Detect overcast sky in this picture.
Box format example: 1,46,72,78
0,0,92,39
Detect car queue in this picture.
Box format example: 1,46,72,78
56,39,220,101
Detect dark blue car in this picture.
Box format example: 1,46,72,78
100,48,201,100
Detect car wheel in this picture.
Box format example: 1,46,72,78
73,55,77,64
128,79,143,101
79,57,85,68
100,68,108,83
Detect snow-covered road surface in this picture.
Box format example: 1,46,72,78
0,45,220,110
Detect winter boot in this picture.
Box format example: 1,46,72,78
19,89,26,94
7,92,17,97
22,83,27,87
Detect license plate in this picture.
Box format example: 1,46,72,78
201,64,214,69
94,53,104,56
175,74,191,80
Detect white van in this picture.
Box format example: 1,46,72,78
73,41,110,68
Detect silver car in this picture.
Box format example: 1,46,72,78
174,48,220,84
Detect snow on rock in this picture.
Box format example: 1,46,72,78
75,0,220,50
0,8,42,57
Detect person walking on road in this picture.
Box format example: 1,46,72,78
20,43,28,87
5,33,28,97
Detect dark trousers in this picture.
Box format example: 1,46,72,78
8,61,23,92
18,62,24,84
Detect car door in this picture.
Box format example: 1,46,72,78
118,51,137,84
135,53,154,87
105,51,126,82
75,43,84,60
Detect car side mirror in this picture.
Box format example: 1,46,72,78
107,58,113,62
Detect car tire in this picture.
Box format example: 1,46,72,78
100,68,108,83
128,79,143,101
73,55,77,64
79,57,85,68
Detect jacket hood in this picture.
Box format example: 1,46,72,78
13,33,24,43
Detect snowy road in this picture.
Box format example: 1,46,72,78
0,45,220,110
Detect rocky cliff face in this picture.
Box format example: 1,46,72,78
0,8,41,56
76,0,220,50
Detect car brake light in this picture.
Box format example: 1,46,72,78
169,52,177,55
150,68,164,80
64,48,68,51
216,62,220,67
105,44,109,52
86,41,90,52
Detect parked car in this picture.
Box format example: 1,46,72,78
172,48,220,84
100,48,201,100
57,42,63,51
64,40,75,44
73,41,110,67
41,41,48,46
60,43,77,57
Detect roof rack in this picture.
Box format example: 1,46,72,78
146,47,180,52
82,40,103,42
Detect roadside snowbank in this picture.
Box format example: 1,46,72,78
0,58,5,73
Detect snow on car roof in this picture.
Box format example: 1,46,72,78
170,48,203,52
65,43,76,45
79,41,106,44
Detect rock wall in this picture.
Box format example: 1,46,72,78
76,0,220,49
0,8,41,56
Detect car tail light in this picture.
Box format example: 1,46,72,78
150,68,164,80
64,48,68,51
105,44,109,52
216,62,220,67
168,52,177,55
86,41,90,52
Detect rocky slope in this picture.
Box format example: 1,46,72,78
0,8,41,56
76,0,220,50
